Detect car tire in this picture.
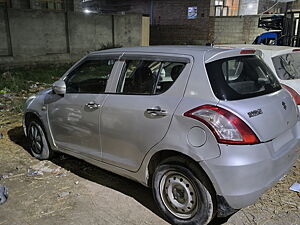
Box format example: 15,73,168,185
27,120,52,160
152,164,215,225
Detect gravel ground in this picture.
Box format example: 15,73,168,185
0,86,299,225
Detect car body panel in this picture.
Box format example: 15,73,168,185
100,53,194,171
47,93,105,158
46,54,122,158
217,89,298,142
200,120,300,209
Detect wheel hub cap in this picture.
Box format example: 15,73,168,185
29,125,43,154
159,171,198,219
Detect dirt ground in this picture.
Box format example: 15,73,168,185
0,93,299,225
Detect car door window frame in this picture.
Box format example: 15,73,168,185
114,54,190,96
62,54,123,94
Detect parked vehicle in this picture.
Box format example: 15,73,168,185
23,46,300,225
253,31,282,45
219,44,300,108
254,12,300,47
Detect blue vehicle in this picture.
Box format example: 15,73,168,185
253,31,282,45
254,12,300,47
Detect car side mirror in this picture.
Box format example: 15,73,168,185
52,80,66,95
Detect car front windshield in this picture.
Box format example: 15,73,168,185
272,53,300,80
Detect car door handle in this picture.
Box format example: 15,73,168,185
85,102,100,109
146,106,167,117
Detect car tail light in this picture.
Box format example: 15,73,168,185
240,50,256,54
184,105,260,145
282,84,300,105
292,49,300,52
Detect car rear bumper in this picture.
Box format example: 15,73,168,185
200,121,300,209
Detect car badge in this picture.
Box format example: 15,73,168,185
282,101,287,110
247,109,263,118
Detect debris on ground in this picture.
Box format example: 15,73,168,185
0,185,8,205
58,192,70,198
55,173,67,178
289,182,300,197
27,168,43,176
29,84,38,89
31,161,61,174
0,173,13,180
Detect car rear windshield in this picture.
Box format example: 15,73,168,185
272,53,300,80
206,55,281,100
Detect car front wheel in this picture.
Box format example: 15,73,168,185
152,164,215,225
27,120,52,160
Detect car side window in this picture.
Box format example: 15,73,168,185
117,60,160,94
117,60,186,95
156,62,185,94
65,59,115,94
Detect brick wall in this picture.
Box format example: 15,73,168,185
151,22,210,45
125,0,150,14
153,0,210,25
79,0,150,14
151,15,264,45
150,0,211,44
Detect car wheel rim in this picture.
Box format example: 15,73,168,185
29,124,43,155
159,171,198,219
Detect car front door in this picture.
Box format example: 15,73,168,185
100,54,192,171
47,56,120,158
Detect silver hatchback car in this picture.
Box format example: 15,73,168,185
24,46,300,225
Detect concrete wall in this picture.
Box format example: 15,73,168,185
73,0,83,12
0,9,9,56
114,14,143,47
0,8,149,67
8,9,68,56
210,16,264,44
68,13,112,53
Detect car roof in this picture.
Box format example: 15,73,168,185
218,44,300,57
218,44,295,51
90,45,259,62
93,45,215,54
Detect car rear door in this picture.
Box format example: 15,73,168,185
100,53,192,171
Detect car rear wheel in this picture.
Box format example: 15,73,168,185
152,164,214,225
27,120,52,160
